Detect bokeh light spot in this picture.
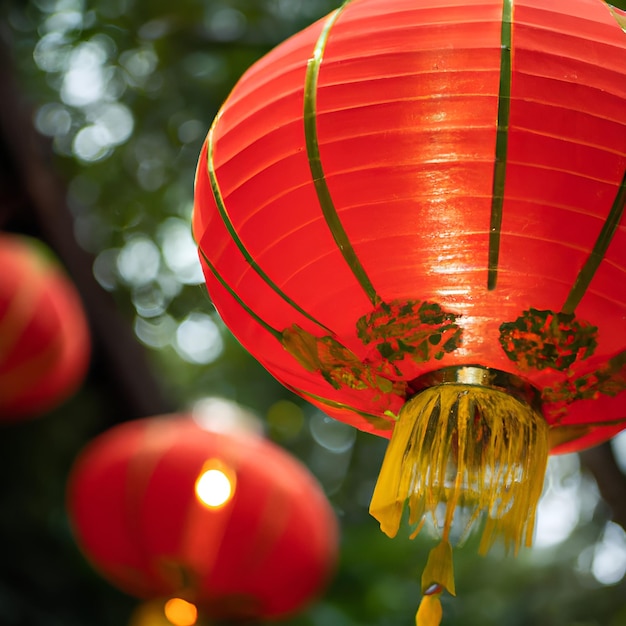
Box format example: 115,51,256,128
267,400,305,442
205,7,246,41
117,236,160,286
591,522,626,586
120,46,158,84
195,466,234,508
611,430,626,474
61,40,108,106
35,103,72,137
534,455,587,549
193,397,263,436
309,410,356,453
33,32,72,73
164,598,198,626
72,125,112,162
174,313,223,364
159,218,203,285
134,314,176,349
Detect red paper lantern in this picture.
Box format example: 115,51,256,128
0,234,90,419
67,414,338,622
193,0,626,622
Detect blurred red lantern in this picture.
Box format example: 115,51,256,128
0,234,90,419
193,0,626,622
67,414,338,622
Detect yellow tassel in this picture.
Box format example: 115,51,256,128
421,540,455,597
370,378,549,626
414,541,454,626
415,586,443,626
416,592,442,626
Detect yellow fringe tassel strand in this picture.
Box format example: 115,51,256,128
369,382,549,626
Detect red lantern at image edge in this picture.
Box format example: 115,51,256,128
192,0,626,623
67,415,338,622
0,234,90,419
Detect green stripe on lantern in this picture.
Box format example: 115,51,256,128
205,125,334,334
562,169,626,314
201,249,397,434
289,385,395,432
198,248,283,340
304,2,381,307
487,0,514,291
607,4,626,32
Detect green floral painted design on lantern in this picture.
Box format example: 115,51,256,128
499,308,597,372
282,299,462,396
357,300,463,377
282,325,407,397
543,349,626,404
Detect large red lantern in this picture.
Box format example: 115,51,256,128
0,234,90,419
193,0,626,622
67,413,338,622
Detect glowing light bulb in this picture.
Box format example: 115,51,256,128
164,598,197,626
195,463,235,508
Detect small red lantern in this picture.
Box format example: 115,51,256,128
67,413,338,622
0,234,90,419
193,0,626,623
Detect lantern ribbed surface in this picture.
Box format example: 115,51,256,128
0,234,90,419
194,0,626,454
67,416,338,621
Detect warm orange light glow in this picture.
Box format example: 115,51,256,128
164,598,198,626
194,461,235,508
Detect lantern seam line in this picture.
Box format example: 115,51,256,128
487,0,514,291
204,124,335,335
506,127,626,159
562,168,626,314
303,2,381,307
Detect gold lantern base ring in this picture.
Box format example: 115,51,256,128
369,366,550,626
